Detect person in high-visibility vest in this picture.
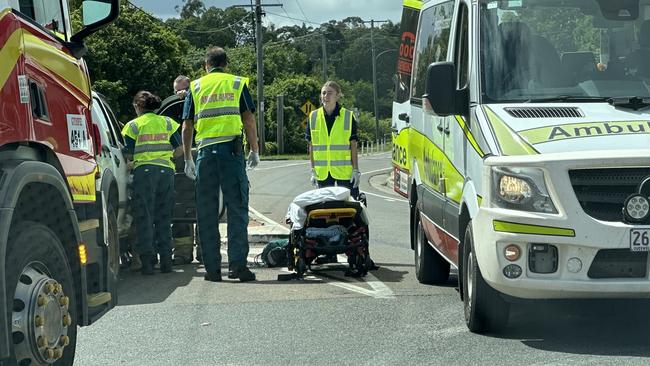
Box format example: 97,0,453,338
122,91,182,275
306,81,361,264
306,80,361,196
182,46,260,282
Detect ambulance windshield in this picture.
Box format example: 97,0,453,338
480,0,650,102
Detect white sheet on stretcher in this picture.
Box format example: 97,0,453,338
285,186,365,231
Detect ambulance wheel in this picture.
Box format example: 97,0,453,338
414,213,450,285
462,222,509,333
4,222,77,365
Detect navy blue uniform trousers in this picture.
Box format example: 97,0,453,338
132,165,174,258
195,141,250,274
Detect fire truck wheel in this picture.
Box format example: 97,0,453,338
4,221,77,366
414,212,450,285
462,222,509,334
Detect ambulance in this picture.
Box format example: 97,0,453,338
392,0,422,197
406,0,650,333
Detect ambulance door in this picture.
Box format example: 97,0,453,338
441,0,470,265
410,0,455,249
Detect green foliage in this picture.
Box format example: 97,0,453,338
77,1,403,152
264,75,322,154
79,1,191,120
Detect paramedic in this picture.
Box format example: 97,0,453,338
306,80,361,197
122,91,182,275
182,46,260,282
305,80,361,264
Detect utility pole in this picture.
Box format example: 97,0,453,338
276,94,284,154
362,19,389,141
234,1,282,155
321,32,327,81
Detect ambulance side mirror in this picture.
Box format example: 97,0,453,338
423,62,462,117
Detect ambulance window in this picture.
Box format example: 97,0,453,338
412,1,454,101
18,0,66,40
455,4,469,89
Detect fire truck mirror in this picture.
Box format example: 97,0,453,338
82,0,115,26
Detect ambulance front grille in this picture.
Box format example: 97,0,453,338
569,168,650,222
504,107,584,118
588,249,647,279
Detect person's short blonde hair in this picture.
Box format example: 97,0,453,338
322,80,343,97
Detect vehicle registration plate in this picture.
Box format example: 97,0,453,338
630,228,650,252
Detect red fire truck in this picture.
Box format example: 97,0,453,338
0,0,119,364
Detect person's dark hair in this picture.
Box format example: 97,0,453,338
132,90,161,112
205,46,228,68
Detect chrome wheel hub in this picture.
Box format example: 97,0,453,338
12,265,71,365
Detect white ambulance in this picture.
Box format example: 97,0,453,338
407,0,650,332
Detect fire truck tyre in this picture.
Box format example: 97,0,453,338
4,221,77,366
462,222,509,334
414,213,450,285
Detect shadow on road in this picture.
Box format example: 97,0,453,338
492,299,650,357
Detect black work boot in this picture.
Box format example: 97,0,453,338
140,255,155,275
228,266,256,282
204,272,222,282
160,256,173,273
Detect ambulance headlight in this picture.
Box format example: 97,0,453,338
491,167,557,214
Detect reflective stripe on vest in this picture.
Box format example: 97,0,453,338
122,113,178,169
191,72,247,150
310,107,353,180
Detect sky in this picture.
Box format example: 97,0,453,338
130,0,404,27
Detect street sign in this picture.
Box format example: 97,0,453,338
301,118,307,129
300,100,316,116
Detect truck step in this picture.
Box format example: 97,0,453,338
87,292,112,307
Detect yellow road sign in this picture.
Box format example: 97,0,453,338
301,118,307,129
300,100,316,116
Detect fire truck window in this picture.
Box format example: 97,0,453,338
29,81,49,121
19,0,66,40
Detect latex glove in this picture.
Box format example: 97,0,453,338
310,169,318,187
247,151,260,170
350,169,361,188
184,159,197,180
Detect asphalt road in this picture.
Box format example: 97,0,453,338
75,152,650,365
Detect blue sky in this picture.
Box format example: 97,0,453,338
130,0,403,27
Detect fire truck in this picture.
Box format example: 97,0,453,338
0,0,119,364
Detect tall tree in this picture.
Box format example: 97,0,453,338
74,1,191,119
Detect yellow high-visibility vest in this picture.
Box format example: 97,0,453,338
310,106,353,180
122,113,179,169
190,72,248,149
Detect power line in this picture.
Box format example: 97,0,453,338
265,10,321,25
182,12,251,33
294,0,310,23
263,30,321,48
275,0,300,27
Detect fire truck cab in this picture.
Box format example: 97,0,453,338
0,0,119,364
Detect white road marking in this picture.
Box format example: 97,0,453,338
248,206,290,234
255,161,310,171
361,190,408,203
361,167,392,176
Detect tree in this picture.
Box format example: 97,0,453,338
75,1,192,119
